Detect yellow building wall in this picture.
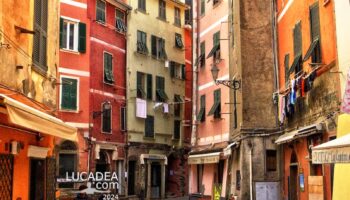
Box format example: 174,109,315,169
126,0,186,147
0,0,59,108
333,114,350,200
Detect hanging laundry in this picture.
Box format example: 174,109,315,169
342,68,350,114
301,78,305,97
290,79,297,105
163,103,169,113
136,98,147,118
279,95,286,124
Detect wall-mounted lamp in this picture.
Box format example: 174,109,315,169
210,64,241,90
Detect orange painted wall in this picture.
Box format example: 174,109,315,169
0,123,54,200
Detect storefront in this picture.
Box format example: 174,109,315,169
0,93,77,200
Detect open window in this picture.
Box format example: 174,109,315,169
208,89,221,119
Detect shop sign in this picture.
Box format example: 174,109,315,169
312,147,350,164
188,155,220,164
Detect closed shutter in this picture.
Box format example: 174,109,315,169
78,22,86,53
145,115,154,137
214,89,221,118
310,4,320,40
201,0,205,15
0,154,13,200
214,31,220,47
293,22,302,57
151,35,157,57
146,74,152,100
120,107,126,131
33,0,48,72
59,18,64,48
174,120,181,139
70,79,77,110
170,62,175,78
61,78,77,110
197,95,205,122
181,64,186,80
284,54,290,84
102,105,112,133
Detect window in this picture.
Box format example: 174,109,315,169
217,160,224,184
120,107,126,131
197,164,204,193
207,31,220,60
58,141,77,188
185,0,192,25
208,89,221,118
33,0,48,72
170,62,185,80
200,42,205,67
137,30,148,54
145,115,154,138
197,95,205,122
102,102,112,133
96,0,106,23
159,0,166,20
61,77,78,111
60,18,86,52
175,33,184,49
151,35,167,59
266,150,277,172
138,0,146,11
174,95,183,117
137,72,152,100
200,0,205,16
104,52,114,84
116,9,127,32
304,3,321,63
156,76,168,102
291,22,302,75
174,120,181,140
174,7,181,26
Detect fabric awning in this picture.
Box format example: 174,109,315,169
275,123,323,145
0,94,78,141
188,152,221,164
312,134,350,164
275,130,298,144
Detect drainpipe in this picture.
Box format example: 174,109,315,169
248,141,253,200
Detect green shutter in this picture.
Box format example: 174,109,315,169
102,105,111,133
147,74,152,100
61,78,77,110
284,54,290,84
70,79,77,110
200,42,205,56
78,22,86,53
151,35,157,57
145,115,154,137
201,0,205,15
59,18,64,48
293,22,302,57
181,64,186,80
170,62,175,78
310,3,320,40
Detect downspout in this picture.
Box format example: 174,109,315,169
249,142,253,200
272,0,280,127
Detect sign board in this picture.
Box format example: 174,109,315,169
188,153,220,164
312,146,350,164
255,182,279,200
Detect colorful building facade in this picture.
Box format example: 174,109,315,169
275,0,340,199
0,0,77,199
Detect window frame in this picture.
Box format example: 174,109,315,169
138,0,146,12
174,94,182,117
173,119,181,140
137,30,148,54
158,0,167,20
115,9,127,33
61,19,79,51
103,51,115,85
145,115,155,138
266,149,277,172
151,35,167,60
101,101,112,134
120,107,127,132
174,7,181,27
58,141,78,188
96,0,106,24
156,76,168,102
59,75,79,112
137,71,146,99
175,33,184,49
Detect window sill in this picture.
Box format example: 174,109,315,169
103,81,115,86
102,131,112,135
135,9,149,15
59,109,79,113
115,29,126,35
173,23,182,28
174,46,185,51
143,136,155,140
156,17,169,23
135,51,149,56
95,20,107,27
151,55,167,62
60,48,80,55
172,138,180,142
31,63,48,77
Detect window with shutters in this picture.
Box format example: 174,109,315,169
60,77,78,111
137,30,148,54
159,0,166,20
102,102,112,133
59,18,86,53
58,141,77,188
291,22,302,75
138,0,146,12
208,89,221,119
104,52,114,84
174,120,181,140
200,0,205,16
120,107,126,131
200,41,205,67
207,31,220,60
266,150,277,172
170,61,185,80
284,54,290,85
151,35,167,60
185,0,192,25
174,95,183,117
174,7,181,26
175,33,184,49
137,72,146,99
116,9,127,33
145,115,154,138
33,0,48,73
156,76,168,102
304,3,321,64
197,95,205,122
96,0,106,23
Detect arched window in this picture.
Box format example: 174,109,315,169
58,141,77,188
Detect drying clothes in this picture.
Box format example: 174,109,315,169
279,95,286,124
290,80,297,105
342,68,350,114
136,98,147,118
301,78,305,97
163,103,169,113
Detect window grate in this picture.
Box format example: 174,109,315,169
0,154,13,200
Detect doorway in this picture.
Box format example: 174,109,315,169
128,160,136,195
151,163,161,198
289,151,298,200
29,159,45,200
96,151,109,173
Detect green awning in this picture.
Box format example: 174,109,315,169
206,44,220,58
303,38,319,62
208,102,220,116
288,54,302,74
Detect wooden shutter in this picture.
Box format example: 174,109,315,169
174,120,181,139
61,78,77,110
146,74,152,100
0,154,13,200
120,107,126,131
70,79,77,110
214,31,220,46
102,104,112,133
201,0,205,15
310,4,320,40
78,22,86,53
145,115,154,137
33,0,48,71
181,64,186,80
284,54,290,84
151,35,157,57
293,22,302,56
59,18,64,48
170,62,175,78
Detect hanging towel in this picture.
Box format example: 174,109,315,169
290,80,297,105
163,103,169,113
278,95,286,124
136,98,147,118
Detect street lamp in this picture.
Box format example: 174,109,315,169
210,65,241,90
